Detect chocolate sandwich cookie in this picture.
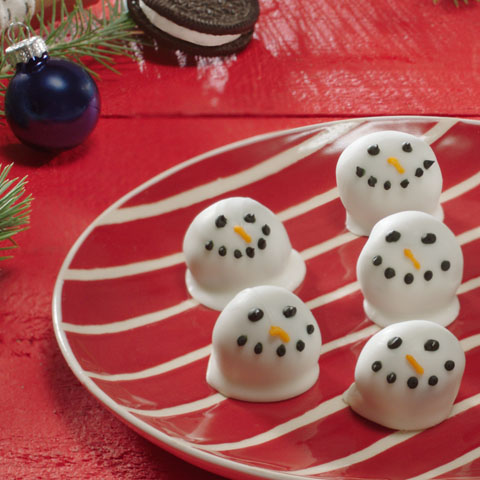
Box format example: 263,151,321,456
128,0,260,56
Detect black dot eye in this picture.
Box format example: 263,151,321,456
372,361,382,372
244,213,256,223
428,375,438,386
423,160,435,170
386,230,401,242
276,345,286,357
248,308,264,322
422,233,436,244
445,360,455,371
387,373,397,384
384,267,396,279
424,270,433,281
404,273,414,284
372,255,382,266
306,324,315,335
441,260,451,271
296,340,305,352
258,238,267,249
388,337,403,349
407,377,419,389
205,240,214,251
424,339,440,351
254,342,263,354
283,306,297,318
402,142,413,153
215,215,227,228
368,176,377,187
356,166,365,177
237,335,247,346
262,225,271,236
367,144,380,155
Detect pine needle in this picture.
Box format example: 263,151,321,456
0,164,32,260
0,0,142,116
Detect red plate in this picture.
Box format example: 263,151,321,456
53,116,480,480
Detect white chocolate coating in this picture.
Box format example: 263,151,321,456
206,286,322,402
183,197,306,310
344,320,465,430
336,130,443,236
357,211,463,327
138,1,241,47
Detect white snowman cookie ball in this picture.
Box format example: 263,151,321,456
183,197,306,310
344,320,465,430
357,211,463,327
206,286,322,402
336,130,443,236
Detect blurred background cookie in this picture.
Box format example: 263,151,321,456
127,0,260,56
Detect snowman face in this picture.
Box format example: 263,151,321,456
336,131,443,236
345,320,465,430
357,211,463,327
206,286,322,402
183,197,306,310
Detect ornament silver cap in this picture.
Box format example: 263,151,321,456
5,23,48,67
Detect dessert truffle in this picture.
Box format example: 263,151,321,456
336,130,443,236
206,286,322,402
344,320,465,430
183,197,306,310
357,211,463,327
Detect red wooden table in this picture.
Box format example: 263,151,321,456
1,0,479,478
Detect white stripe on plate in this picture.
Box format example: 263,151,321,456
291,392,480,476
420,118,458,143
99,122,358,226
196,395,346,452
86,344,212,381
62,298,198,335
406,446,480,480
127,393,226,418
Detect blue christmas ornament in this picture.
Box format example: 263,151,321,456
4,25,100,150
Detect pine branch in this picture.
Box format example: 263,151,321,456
0,164,32,260
0,0,143,116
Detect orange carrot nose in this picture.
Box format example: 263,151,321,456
404,248,421,270
406,354,424,375
269,326,290,343
233,225,251,243
387,157,405,174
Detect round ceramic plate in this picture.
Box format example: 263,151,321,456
53,116,480,480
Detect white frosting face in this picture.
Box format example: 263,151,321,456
206,286,322,402
357,211,463,327
344,320,465,430
336,130,443,236
138,1,242,47
183,197,306,310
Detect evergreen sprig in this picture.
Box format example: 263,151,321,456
0,163,32,260
0,0,142,116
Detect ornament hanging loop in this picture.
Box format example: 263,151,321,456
5,22,33,46
4,22,48,67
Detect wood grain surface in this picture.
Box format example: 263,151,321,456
0,0,479,478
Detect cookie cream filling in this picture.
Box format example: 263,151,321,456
138,1,242,47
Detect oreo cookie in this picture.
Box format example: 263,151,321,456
128,0,260,56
